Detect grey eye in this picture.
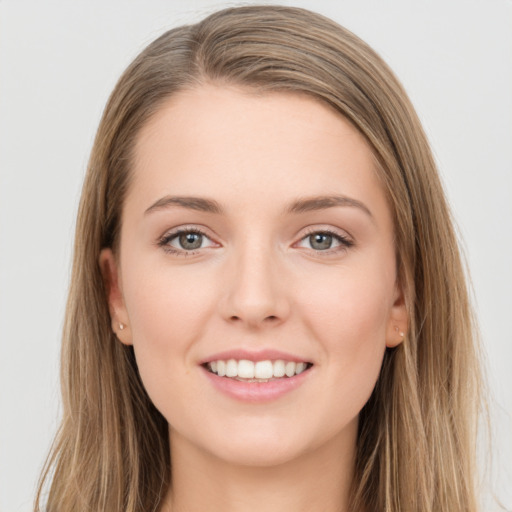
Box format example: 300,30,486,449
160,228,217,254
309,233,333,250
178,232,203,250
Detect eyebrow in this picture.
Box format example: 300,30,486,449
145,194,373,219
285,195,373,218
145,196,223,215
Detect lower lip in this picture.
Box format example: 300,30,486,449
202,366,312,402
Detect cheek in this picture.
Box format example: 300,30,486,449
120,260,219,417
297,257,394,397
300,261,394,346
123,258,217,346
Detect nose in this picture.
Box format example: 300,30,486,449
219,241,291,329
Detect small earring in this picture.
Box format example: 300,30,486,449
119,323,125,330
394,326,405,337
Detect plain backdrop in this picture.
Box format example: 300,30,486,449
0,1,511,510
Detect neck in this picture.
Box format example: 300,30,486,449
161,422,357,512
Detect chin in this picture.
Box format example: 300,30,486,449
210,436,309,468
197,415,344,469
171,416,313,468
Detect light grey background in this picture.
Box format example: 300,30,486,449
0,1,511,510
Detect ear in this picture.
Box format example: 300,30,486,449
99,248,133,345
385,281,408,348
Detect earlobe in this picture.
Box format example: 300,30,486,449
385,282,408,348
99,248,133,345
386,325,405,348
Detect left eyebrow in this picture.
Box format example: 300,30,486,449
145,196,224,215
284,195,373,219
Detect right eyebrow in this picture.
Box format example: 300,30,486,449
145,196,224,215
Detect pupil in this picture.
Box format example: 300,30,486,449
179,232,202,250
310,233,332,250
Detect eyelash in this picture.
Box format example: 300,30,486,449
157,226,354,257
158,227,211,257
300,227,354,255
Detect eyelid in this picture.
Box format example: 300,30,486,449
157,225,219,255
293,226,354,254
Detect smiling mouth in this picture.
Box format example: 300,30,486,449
203,359,313,382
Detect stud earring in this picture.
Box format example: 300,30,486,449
119,323,125,330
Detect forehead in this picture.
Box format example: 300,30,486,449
128,85,390,224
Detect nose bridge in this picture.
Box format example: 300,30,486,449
221,231,289,327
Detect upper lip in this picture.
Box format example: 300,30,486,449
199,348,312,365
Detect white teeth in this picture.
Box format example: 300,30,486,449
273,360,286,377
217,360,226,377
296,362,306,375
226,359,238,377
285,361,296,377
238,359,255,379
206,359,310,379
255,360,273,379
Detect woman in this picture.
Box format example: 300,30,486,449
35,5,483,511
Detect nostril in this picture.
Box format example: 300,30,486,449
226,312,283,326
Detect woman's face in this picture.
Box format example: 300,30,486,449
101,85,406,467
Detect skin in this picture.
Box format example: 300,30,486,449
100,85,407,512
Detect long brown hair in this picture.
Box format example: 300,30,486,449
35,5,483,511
